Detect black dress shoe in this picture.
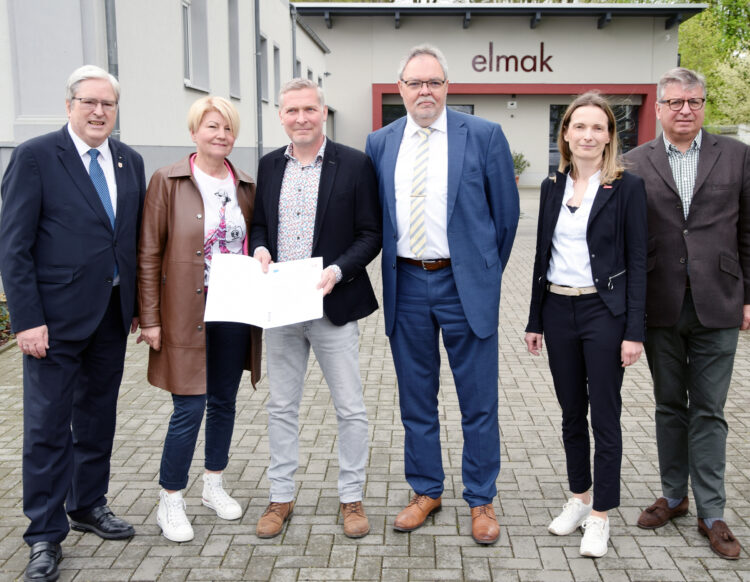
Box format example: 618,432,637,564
24,541,61,582
69,505,135,540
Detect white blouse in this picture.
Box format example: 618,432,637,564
546,171,601,288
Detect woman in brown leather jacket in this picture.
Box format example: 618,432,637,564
137,96,261,542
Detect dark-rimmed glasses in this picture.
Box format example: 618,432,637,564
400,78,446,91
658,98,705,111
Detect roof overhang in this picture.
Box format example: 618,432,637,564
292,2,705,31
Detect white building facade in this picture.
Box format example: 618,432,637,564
0,0,328,179
0,1,703,185
294,2,704,187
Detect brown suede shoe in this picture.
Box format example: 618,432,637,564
393,494,442,532
698,519,741,560
471,504,500,545
256,501,294,539
636,497,688,529
340,501,370,538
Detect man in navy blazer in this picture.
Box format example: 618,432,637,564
250,79,381,540
366,45,519,544
0,65,145,581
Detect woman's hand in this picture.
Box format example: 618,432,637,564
621,340,643,367
524,332,544,356
137,325,162,352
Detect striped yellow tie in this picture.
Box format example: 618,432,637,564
409,127,434,258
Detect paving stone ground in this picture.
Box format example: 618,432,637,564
0,190,748,581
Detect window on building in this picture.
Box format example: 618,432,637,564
182,1,190,81
548,103,640,175
295,59,301,78
260,36,269,102
307,68,313,81
182,0,209,91
228,0,240,98
318,76,323,88
273,46,281,106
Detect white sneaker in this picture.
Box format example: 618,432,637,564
157,490,194,542
202,473,242,520
548,497,593,535
580,516,610,557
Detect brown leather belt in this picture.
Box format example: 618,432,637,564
397,257,452,271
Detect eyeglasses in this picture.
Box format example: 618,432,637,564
71,97,118,112
400,78,446,91
658,98,705,111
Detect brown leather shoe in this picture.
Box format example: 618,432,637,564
256,501,294,539
340,501,370,538
471,504,500,545
393,494,442,532
636,497,688,529
698,519,741,560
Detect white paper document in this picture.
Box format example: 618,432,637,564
204,254,323,329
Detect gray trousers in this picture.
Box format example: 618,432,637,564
264,318,368,503
645,291,739,518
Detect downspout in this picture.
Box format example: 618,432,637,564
104,0,120,138
291,5,297,77
254,0,263,165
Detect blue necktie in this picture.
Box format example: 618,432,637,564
89,149,118,279
88,149,115,228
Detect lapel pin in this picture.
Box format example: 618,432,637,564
118,162,123,168
603,185,612,189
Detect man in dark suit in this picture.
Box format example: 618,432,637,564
626,67,749,560
0,65,145,581
366,45,519,545
250,79,381,540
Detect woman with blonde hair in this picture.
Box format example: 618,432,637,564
138,96,261,542
524,92,647,557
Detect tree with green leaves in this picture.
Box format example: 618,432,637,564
679,0,750,124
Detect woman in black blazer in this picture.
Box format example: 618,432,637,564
524,92,647,558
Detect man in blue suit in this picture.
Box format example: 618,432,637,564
0,65,145,582
366,45,519,545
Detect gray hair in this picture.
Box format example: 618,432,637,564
397,44,449,80
279,78,325,108
65,65,120,102
657,67,706,100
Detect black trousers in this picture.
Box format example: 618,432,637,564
542,292,625,512
22,287,127,545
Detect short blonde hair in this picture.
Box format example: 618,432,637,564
279,78,325,109
557,91,623,184
187,96,240,138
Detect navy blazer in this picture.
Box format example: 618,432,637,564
526,170,648,342
366,109,520,339
249,139,381,326
0,126,146,340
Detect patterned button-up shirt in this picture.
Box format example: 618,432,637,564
277,139,326,262
664,131,701,220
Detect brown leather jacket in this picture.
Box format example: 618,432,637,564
138,156,262,394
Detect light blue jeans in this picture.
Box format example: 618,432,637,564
265,317,368,503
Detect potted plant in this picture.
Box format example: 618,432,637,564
512,151,530,184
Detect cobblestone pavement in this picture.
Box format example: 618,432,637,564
0,192,748,581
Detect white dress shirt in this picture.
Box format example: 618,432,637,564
394,107,449,259
547,171,601,287
67,123,117,217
